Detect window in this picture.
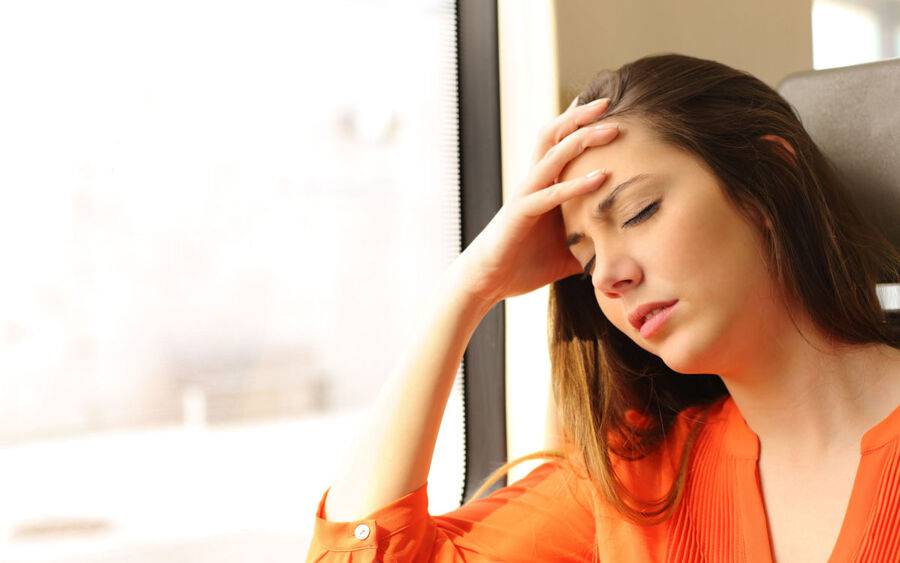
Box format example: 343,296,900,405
0,1,472,560
813,0,900,68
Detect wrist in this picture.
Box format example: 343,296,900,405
440,258,499,317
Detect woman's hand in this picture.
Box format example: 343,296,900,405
454,96,619,306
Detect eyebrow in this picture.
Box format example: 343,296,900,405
564,173,659,247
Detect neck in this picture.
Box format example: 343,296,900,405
717,314,900,464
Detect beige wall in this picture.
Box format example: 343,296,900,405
554,0,813,107
498,0,813,483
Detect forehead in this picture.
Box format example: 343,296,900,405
558,118,667,182
558,120,690,224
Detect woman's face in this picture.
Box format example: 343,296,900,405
558,118,783,374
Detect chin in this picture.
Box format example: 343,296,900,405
659,327,730,376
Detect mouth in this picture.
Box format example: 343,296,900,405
636,301,678,338
628,299,679,332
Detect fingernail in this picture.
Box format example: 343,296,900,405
586,168,606,178
588,97,610,107
593,122,619,131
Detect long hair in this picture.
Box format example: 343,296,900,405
466,52,900,557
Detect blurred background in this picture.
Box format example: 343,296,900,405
0,0,898,561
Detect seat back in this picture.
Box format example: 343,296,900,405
778,58,900,314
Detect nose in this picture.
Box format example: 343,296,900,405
590,253,642,298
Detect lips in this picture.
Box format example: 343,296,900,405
628,299,679,331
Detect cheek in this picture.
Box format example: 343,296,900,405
664,194,772,327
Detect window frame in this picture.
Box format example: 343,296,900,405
458,0,508,503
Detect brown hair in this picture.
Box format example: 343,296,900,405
466,52,900,558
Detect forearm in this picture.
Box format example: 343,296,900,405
323,259,495,522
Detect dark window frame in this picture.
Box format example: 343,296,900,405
457,0,508,504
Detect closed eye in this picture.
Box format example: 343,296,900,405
623,200,660,228
579,200,661,281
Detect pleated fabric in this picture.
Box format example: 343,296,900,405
307,395,900,562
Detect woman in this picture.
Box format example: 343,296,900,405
306,54,900,562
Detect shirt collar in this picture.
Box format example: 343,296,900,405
719,394,900,459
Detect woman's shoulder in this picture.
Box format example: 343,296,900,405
609,395,733,500
532,397,733,503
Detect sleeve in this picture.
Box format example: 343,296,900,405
304,460,599,563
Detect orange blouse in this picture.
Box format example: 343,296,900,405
306,395,900,562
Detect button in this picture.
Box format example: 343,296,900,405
354,523,370,540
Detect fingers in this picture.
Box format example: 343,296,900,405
531,97,611,166
519,121,619,198
516,168,608,219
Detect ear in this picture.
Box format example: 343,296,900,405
760,134,797,166
749,204,774,233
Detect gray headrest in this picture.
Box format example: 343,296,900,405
778,58,900,312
